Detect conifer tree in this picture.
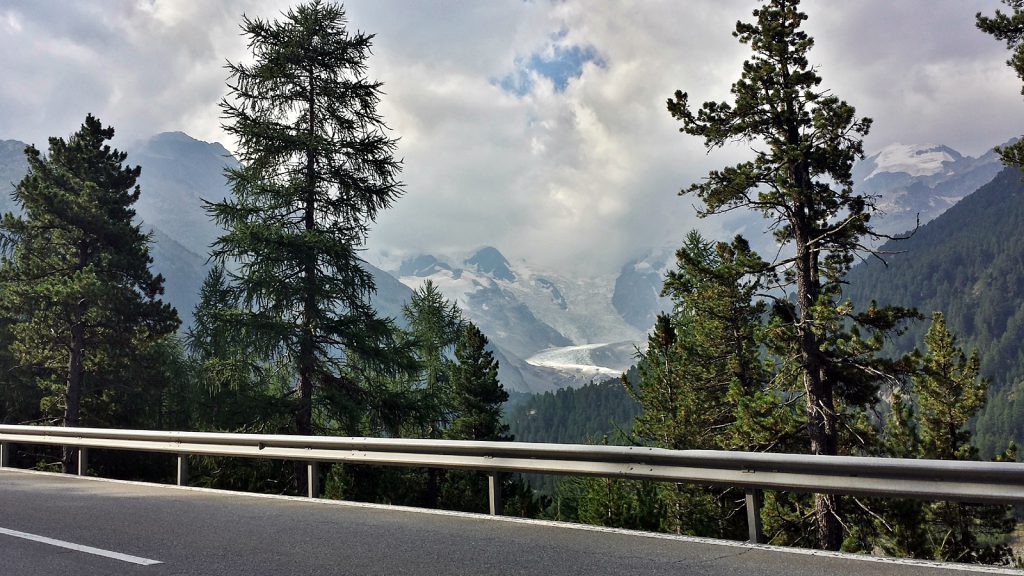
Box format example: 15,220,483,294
978,1,1024,167
186,264,292,434
628,230,799,538
0,115,179,472
448,322,509,442
913,313,1015,564
403,280,463,437
667,0,916,549
210,0,403,490
440,321,514,513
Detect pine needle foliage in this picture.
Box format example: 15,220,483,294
209,0,403,462
667,0,918,549
0,115,179,471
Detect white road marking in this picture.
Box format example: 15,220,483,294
0,526,162,566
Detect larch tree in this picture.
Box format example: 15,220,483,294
667,0,916,549
403,280,464,437
0,115,179,472
210,0,403,490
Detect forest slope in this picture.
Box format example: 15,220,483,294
844,166,1024,456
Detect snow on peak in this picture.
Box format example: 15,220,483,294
866,143,960,179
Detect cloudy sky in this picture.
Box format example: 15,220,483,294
1,0,1021,273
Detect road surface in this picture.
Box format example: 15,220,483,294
0,468,1015,575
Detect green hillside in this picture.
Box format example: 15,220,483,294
504,378,641,445
845,167,1024,456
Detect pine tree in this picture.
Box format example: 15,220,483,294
448,322,509,442
977,1,1024,167
210,1,402,489
628,230,799,538
0,115,179,472
440,321,513,513
667,0,917,549
914,313,1015,564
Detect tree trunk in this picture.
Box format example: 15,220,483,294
295,69,318,494
794,219,842,550
63,302,85,474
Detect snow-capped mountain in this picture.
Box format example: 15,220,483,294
391,247,646,391
853,142,1006,236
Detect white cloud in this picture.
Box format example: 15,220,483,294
1,0,1021,274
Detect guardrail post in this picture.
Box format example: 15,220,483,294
77,447,88,476
176,454,189,486
0,442,9,467
488,470,503,516
745,488,765,544
307,461,319,498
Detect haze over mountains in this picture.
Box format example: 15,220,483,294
0,132,1009,393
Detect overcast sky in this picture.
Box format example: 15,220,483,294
1,0,1021,273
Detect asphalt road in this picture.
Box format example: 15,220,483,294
0,468,1016,576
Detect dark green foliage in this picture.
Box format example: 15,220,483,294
844,167,1024,457
504,379,640,498
402,280,463,437
564,476,666,532
448,322,509,442
186,264,293,434
914,315,1014,564
323,283,542,514
866,315,1016,565
0,315,41,427
0,115,179,472
667,0,919,549
209,2,404,496
622,231,802,539
440,321,514,513
978,1,1024,168
505,379,640,446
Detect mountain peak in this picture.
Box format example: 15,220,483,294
137,132,235,165
397,254,452,277
465,246,515,282
865,143,963,179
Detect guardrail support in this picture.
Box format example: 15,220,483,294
488,470,503,516
745,488,765,544
307,462,319,498
176,454,189,486
0,442,9,467
77,447,88,476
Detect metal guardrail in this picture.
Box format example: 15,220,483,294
2,424,1023,544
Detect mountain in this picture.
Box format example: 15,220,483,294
130,131,238,258
9,131,1005,397
0,140,29,201
392,246,647,391
853,142,1005,237
148,228,208,328
844,165,1024,457
612,247,673,333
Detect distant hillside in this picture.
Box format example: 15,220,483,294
505,378,640,445
844,166,1024,456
